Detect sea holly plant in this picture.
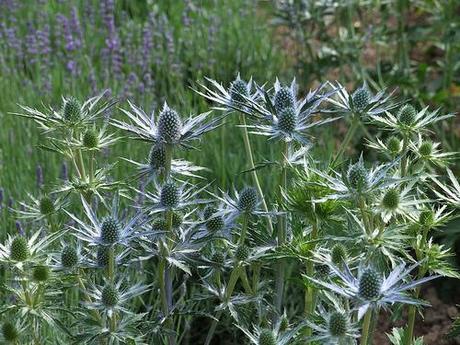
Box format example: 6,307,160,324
1,75,458,344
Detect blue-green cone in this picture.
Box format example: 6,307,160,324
149,144,167,170
331,243,347,265
419,210,435,228
418,141,433,157
160,182,180,208
398,105,416,126
61,246,78,268
347,163,369,191
277,107,297,133
83,129,99,148
274,86,295,114
158,107,182,142
316,264,330,277
97,246,109,267
33,265,49,282
172,211,183,228
382,188,400,210
10,236,29,262
229,78,249,104
258,329,276,345
238,187,258,213
62,97,81,122
235,244,250,262
211,252,225,267
39,196,55,215
352,86,371,112
101,284,119,307
100,217,121,244
329,312,348,337
2,321,18,342
358,268,382,300
204,206,224,233
387,136,401,155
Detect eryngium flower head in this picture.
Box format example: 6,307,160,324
307,262,439,319
160,182,180,208
211,251,225,267
347,162,369,191
277,107,297,133
172,211,183,228
235,244,250,262
10,236,29,262
316,264,330,277
83,129,99,148
149,144,167,170
204,206,224,232
331,244,347,265
382,188,400,210
61,246,78,268
100,217,121,244
97,246,110,267
2,322,18,342
351,86,371,112
229,78,249,104
39,196,55,215
33,265,49,282
387,136,401,155
418,141,433,157
158,106,182,142
258,329,276,345
328,312,348,337
274,86,295,114
62,97,81,122
398,104,416,126
238,187,258,213
358,268,382,300
102,283,119,307
419,210,435,228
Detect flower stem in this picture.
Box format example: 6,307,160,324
332,115,359,167
361,309,373,345
239,114,273,234
304,222,318,338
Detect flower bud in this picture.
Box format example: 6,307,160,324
100,217,120,244
10,236,29,262
358,268,382,300
238,187,258,213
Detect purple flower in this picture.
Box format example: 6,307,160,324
36,164,44,189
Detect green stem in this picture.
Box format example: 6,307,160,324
361,309,373,345
275,142,289,314
332,115,359,167
304,223,318,339
239,114,273,234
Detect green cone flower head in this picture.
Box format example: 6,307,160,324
62,97,81,122
352,86,371,112
238,187,258,213
61,246,78,268
204,206,224,233
97,246,109,267
211,252,225,267
328,312,348,337
172,211,183,228
101,283,119,307
277,106,297,133
316,264,330,277
358,268,382,300
280,315,289,332
398,104,416,126
418,141,433,157
387,136,401,155
158,105,182,142
160,182,180,208
274,86,295,114
83,128,99,148
347,162,369,191
331,243,347,265
2,322,18,342
33,265,49,282
382,188,400,210
235,244,250,262
258,329,276,345
229,77,249,104
152,219,167,232
10,236,29,262
39,196,55,215
149,144,166,170
100,217,120,244
419,210,435,228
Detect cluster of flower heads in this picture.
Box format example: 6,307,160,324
2,72,459,344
